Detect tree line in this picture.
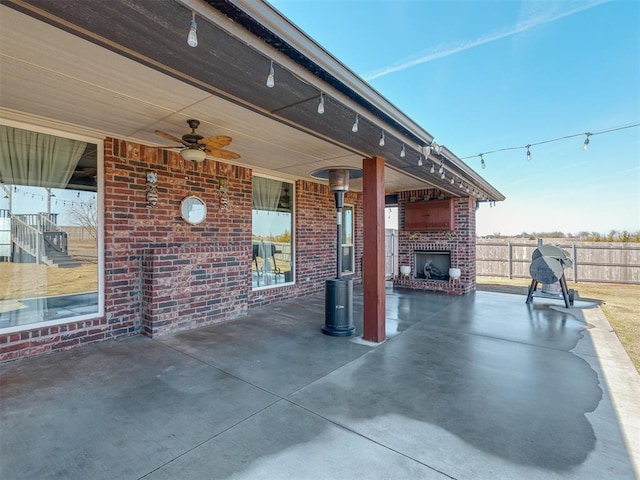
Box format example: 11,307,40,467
485,230,640,243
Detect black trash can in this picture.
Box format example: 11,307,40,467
322,278,355,336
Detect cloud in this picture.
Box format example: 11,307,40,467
364,0,611,81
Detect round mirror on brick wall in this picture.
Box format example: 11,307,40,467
180,195,207,225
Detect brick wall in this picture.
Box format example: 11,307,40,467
142,244,249,337
395,189,477,295
1,138,364,361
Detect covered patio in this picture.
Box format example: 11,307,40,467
0,0,506,357
1,287,638,479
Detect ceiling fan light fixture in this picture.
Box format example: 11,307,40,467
181,148,207,162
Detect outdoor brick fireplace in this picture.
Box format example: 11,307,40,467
394,190,476,295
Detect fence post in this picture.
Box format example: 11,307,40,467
508,242,513,279
572,244,578,283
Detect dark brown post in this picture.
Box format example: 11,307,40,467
362,156,386,342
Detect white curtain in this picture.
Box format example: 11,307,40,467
252,176,282,211
0,125,86,188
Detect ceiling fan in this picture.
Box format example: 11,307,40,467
155,119,240,161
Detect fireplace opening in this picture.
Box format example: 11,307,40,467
414,250,451,280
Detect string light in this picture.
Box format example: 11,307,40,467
266,61,275,88
460,123,639,167
440,169,446,180
379,130,385,147
351,114,359,133
480,154,486,169
438,160,444,175
317,92,325,114
400,144,406,157
2,186,93,208
417,155,423,167
187,12,198,48
430,163,435,174
450,176,455,185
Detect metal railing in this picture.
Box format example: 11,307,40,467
477,240,640,284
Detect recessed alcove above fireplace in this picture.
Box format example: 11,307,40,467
415,250,451,280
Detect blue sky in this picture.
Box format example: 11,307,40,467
269,0,639,236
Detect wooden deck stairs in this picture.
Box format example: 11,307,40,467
10,213,81,268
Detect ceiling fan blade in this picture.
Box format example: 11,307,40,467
155,130,189,146
207,148,241,160
199,135,233,148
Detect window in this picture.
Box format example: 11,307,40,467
341,204,354,274
0,123,102,331
252,176,294,288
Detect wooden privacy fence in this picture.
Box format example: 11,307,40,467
477,240,640,284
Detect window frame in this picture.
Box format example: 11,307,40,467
341,203,355,275
0,118,104,334
251,173,295,290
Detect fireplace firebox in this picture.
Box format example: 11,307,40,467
414,251,451,280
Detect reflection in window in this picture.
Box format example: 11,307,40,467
341,205,354,274
252,176,293,288
0,125,100,329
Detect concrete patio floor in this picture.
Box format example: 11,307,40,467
1,287,638,479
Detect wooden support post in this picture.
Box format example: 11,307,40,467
362,156,386,343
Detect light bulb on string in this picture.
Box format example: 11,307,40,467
317,92,325,114
379,130,385,147
187,11,198,47
440,170,446,180
351,114,359,132
266,61,275,88
438,161,444,175
459,179,463,188
583,133,591,151
450,176,455,185
400,144,406,157
417,155,423,167
480,154,486,169
526,145,531,162
430,163,435,174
